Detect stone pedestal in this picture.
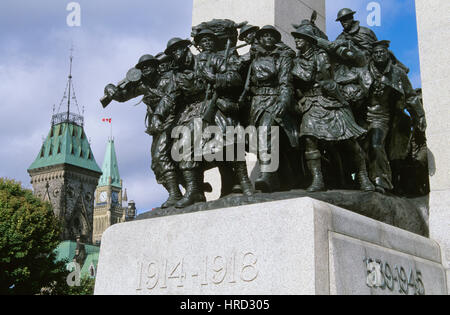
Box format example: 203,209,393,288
415,0,450,292
94,198,447,295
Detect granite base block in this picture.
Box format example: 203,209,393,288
94,198,447,295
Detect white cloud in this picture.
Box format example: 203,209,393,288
1,0,421,215
0,1,191,213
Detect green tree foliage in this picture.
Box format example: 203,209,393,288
0,178,67,295
64,276,96,295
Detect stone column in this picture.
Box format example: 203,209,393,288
193,0,325,49
415,0,450,292
192,0,326,200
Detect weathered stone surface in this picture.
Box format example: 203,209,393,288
137,190,428,237
95,198,446,295
416,0,450,294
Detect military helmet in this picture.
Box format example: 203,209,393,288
155,52,172,64
193,29,218,45
291,24,318,44
336,8,356,21
255,25,281,42
372,40,391,49
135,54,158,69
164,37,191,55
239,24,260,41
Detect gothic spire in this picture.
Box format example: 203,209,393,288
52,45,84,127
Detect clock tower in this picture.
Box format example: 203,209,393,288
93,139,131,244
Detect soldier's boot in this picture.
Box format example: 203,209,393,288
219,164,235,198
255,171,280,193
175,169,206,208
233,162,254,196
374,177,391,194
306,150,325,192
354,153,376,192
161,171,183,209
231,171,243,194
357,170,376,192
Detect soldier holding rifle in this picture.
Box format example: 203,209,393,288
246,25,299,193
291,23,375,192
161,29,253,208
102,54,184,208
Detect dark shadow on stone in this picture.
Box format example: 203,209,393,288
137,190,429,237
427,148,436,177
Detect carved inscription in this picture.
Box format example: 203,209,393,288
364,257,425,295
136,252,258,292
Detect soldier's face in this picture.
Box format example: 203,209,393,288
295,37,311,51
199,36,216,52
340,16,354,32
243,32,256,45
158,62,171,73
373,47,389,64
172,46,187,63
260,32,277,50
142,64,157,78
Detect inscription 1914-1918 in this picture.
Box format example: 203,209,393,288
364,257,425,295
136,252,258,292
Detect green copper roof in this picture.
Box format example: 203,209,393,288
54,241,100,279
80,252,99,278
54,240,100,262
98,139,121,188
28,122,101,174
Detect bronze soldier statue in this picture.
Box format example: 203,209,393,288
163,37,195,72
365,40,426,194
238,24,260,65
247,25,299,192
312,10,373,129
195,29,254,198
100,15,429,209
291,23,375,192
335,8,378,57
239,24,259,46
334,8,409,72
103,54,183,208
237,24,259,125
161,28,253,208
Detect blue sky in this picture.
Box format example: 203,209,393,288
0,0,421,214
326,0,421,87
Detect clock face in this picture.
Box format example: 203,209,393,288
99,191,107,202
112,191,119,204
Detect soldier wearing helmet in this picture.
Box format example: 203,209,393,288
336,8,378,55
291,23,375,193
365,40,426,194
246,25,299,193
164,37,194,71
334,8,409,73
239,24,260,45
103,52,186,209
160,26,254,208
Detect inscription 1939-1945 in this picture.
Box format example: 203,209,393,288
136,252,258,292
364,257,425,295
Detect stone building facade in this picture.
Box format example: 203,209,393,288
28,119,102,244
93,139,136,245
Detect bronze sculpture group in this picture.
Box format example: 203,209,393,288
102,8,428,209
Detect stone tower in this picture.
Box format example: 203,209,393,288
28,52,102,244
93,139,132,245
